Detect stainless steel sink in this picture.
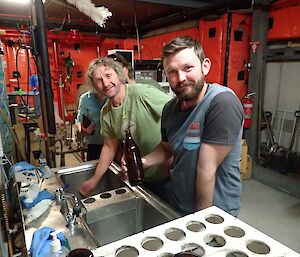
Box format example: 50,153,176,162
81,187,178,247
54,161,180,248
55,161,126,199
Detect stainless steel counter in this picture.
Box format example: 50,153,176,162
23,160,180,255
23,168,98,253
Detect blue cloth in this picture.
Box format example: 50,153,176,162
12,161,36,172
29,227,69,257
11,161,37,178
12,161,52,180
21,189,53,209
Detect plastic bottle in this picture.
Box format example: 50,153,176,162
124,129,144,186
46,230,69,257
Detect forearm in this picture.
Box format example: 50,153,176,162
195,143,232,210
196,164,216,210
142,141,172,169
195,144,219,210
92,139,119,181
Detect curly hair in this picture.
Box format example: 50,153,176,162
86,57,127,87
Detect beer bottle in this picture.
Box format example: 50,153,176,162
124,129,144,186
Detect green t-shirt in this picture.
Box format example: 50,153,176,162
136,79,165,92
101,83,171,181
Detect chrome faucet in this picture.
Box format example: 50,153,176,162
55,187,81,228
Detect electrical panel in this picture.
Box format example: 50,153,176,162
107,49,134,68
134,60,164,82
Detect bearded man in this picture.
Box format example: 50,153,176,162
140,36,244,216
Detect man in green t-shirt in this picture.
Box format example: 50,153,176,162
79,57,171,200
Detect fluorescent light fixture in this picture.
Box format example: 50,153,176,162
3,0,30,3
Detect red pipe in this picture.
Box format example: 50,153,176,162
96,45,101,58
52,40,61,74
0,28,105,43
52,40,64,120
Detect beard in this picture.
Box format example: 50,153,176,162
172,76,205,102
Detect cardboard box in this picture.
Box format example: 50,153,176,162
240,139,248,174
240,154,252,180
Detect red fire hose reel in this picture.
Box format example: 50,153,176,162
242,92,255,129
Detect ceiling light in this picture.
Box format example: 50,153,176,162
3,0,30,3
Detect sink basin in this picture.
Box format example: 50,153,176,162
54,161,180,248
56,162,126,199
81,187,175,247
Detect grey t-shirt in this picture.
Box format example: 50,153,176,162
162,83,244,216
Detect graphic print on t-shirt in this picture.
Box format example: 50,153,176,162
183,122,201,150
120,110,137,138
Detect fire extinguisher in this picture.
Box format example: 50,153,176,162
242,92,255,129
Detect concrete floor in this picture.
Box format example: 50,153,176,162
239,176,300,254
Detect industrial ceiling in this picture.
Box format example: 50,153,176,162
0,0,253,38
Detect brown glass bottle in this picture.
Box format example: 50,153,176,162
124,129,144,186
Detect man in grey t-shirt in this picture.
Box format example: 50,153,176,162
141,36,244,216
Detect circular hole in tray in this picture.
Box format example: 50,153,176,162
158,253,173,257
141,236,164,251
181,243,205,256
186,221,206,232
246,240,270,254
205,214,224,224
174,253,201,257
224,226,245,238
115,245,139,257
100,192,111,199
204,234,226,247
115,188,126,194
83,197,96,204
165,227,186,241
226,251,249,257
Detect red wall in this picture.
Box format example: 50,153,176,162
199,16,228,85
1,30,130,110
227,13,251,100
49,40,101,105
268,0,300,41
2,0,297,109
140,28,199,60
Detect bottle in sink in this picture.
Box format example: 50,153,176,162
124,129,144,186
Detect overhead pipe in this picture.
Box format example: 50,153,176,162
0,13,95,25
0,29,104,43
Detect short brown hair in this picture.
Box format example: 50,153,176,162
161,36,205,64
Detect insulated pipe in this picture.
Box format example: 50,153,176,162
31,0,56,167
52,40,64,121
33,0,56,133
